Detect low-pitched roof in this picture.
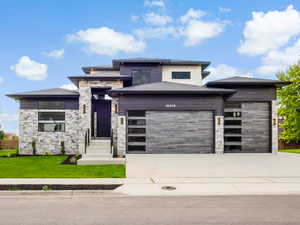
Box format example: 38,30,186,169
68,75,132,87
82,65,118,74
7,88,79,100
108,81,236,96
206,76,291,87
112,58,211,69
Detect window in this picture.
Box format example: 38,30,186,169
224,120,242,126
38,101,64,109
172,72,191,79
128,119,146,126
132,70,151,85
38,112,65,132
128,111,145,117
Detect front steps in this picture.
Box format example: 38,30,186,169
77,139,125,165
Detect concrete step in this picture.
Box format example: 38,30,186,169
90,139,110,144
87,146,110,151
82,153,112,158
86,149,111,153
77,157,125,165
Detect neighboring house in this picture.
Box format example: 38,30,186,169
7,58,289,163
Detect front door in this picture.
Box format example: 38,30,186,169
92,99,111,137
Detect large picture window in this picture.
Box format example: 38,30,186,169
38,112,65,132
132,70,151,85
172,72,191,79
38,101,64,109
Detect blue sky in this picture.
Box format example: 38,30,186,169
0,0,300,134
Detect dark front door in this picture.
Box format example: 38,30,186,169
92,99,111,137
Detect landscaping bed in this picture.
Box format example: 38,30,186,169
0,184,122,191
0,156,125,178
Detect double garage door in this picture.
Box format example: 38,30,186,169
127,111,214,154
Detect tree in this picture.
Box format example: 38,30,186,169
277,63,300,143
0,130,4,140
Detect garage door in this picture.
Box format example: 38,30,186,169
145,111,214,154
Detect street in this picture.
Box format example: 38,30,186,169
1,194,300,225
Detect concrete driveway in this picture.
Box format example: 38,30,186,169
126,153,300,178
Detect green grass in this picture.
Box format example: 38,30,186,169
279,149,300,154
0,149,18,157
0,156,125,178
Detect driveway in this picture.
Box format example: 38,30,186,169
126,153,300,178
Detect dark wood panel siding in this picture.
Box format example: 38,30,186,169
119,95,224,115
20,98,79,110
146,111,214,154
225,87,276,102
241,102,271,153
120,64,162,83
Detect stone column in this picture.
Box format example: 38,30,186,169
78,81,92,154
215,116,224,155
111,97,119,154
271,100,278,154
117,115,126,156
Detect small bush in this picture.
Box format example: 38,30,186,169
70,156,77,164
42,185,51,191
32,140,36,155
61,141,65,155
43,152,50,156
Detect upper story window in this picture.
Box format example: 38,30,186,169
132,70,151,85
172,72,191,79
38,112,65,132
38,101,64,109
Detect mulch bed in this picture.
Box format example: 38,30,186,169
0,184,122,191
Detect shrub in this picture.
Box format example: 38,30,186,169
43,152,50,156
42,185,51,191
32,140,36,155
61,141,65,155
70,156,77,164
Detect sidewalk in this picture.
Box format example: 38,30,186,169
2,177,300,196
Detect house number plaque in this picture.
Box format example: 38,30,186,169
165,104,176,108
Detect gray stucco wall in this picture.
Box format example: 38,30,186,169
19,109,80,155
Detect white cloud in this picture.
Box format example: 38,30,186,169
144,0,165,8
204,64,252,82
10,56,48,80
67,26,146,56
131,15,140,22
257,38,300,75
0,113,18,123
182,19,226,46
60,83,78,90
180,8,206,23
144,12,172,26
218,7,231,13
238,5,300,56
0,77,4,84
135,26,178,39
45,49,64,58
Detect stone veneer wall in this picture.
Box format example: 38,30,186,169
271,100,278,154
19,109,79,155
117,115,126,156
78,80,123,153
215,116,224,154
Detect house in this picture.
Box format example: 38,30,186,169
7,58,289,164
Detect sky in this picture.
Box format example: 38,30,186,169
0,0,300,134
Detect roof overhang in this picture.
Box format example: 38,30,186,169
207,81,291,88
7,94,79,100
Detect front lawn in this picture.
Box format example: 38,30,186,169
279,149,300,154
0,156,125,178
0,149,18,157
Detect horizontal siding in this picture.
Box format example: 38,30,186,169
226,87,276,102
119,95,224,115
